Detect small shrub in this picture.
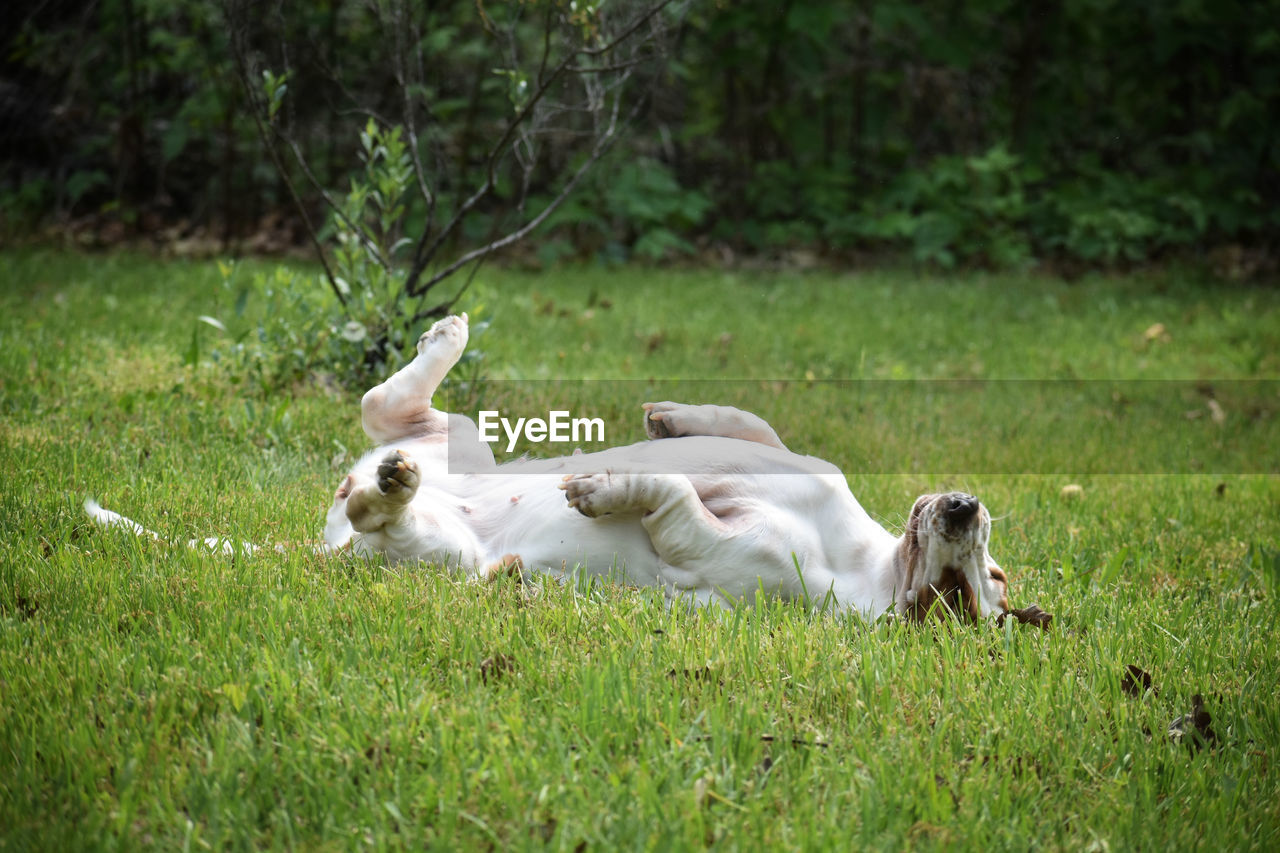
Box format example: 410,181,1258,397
872,145,1034,268
542,156,711,262
203,120,487,393
1031,168,1218,264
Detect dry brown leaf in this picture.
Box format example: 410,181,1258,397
1121,664,1158,698
1168,694,1218,750
997,604,1053,630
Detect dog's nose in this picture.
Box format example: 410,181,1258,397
943,493,980,525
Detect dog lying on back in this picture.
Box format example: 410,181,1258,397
87,314,1042,622
320,314,1016,620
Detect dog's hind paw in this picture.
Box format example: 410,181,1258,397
377,449,420,501
416,313,469,359
643,401,689,440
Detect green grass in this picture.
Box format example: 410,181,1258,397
2,248,1279,850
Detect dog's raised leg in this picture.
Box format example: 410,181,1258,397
360,314,469,444
561,472,731,569
643,402,787,450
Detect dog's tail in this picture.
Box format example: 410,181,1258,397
84,497,265,556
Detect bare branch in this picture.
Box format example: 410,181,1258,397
579,0,676,57
536,2,555,87
225,0,687,335
275,131,393,275
391,0,435,218
403,1,678,299
225,0,394,291
411,78,639,301
567,57,654,74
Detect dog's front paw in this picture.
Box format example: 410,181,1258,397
377,449,420,502
416,313,469,358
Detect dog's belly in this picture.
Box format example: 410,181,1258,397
442,436,859,589
502,493,665,583
435,469,664,584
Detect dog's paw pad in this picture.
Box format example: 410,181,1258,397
645,411,673,440
642,401,687,440
416,313,469,357
377,449,420,497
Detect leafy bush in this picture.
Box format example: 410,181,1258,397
735,160,852,250
866,145,1033,268
711,144,1263,270
1031,168,1220,264
7,0,1277,268
610,159,713,260
541,156,712,263
731,147,1034,267
204,262,351,392
0,178,55,233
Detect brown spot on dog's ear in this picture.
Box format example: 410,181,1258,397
909,584,936,621
908,570,978,622
929,567,979,622
953,569,979,621
899,494,937,614
907,494,937,537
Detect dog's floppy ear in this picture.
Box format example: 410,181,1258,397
324,475,356,549
898,494,937,608
905,494,936,540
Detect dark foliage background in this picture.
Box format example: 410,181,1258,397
3,0,1277,271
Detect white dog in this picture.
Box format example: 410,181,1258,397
87,314,1028,622
317,314,1015,621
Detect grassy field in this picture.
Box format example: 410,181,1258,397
2,248,1279,850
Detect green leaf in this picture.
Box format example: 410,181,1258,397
161,122,189,163
184,322,200,367
197,315,226,333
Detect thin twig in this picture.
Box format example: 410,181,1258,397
392,0,435,220
277,132,393,275
578,0,675,57
536,1,555,87
567,57,653,74
403,0,674,298
222,0,347,308
410,205,505,325
413,81,638,296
